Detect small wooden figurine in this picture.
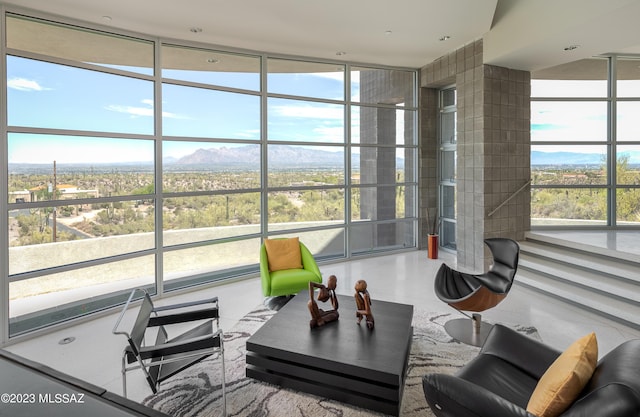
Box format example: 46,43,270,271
354,279,374,330
308,275,339,328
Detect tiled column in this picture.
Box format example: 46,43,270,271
420,40,531,271
482,65,531,246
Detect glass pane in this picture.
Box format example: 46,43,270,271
268,58,344,100
617,146,640,185
164,238,261,285
396,149,411,182
350,222,374,253
6,14,153,75
352,105,416,145
351,106,361,143
531,101,607,142
272,228,345,260
162,45,260,91
442,185,456,219
401,147,417,182
163,193,261,245
351,67,415,106
441,150,456,182
267,189,345,230
617,101,640,141
531,58,608,98
531,145,606,185
163,142,261,191
268,145,344,186
442,88,456,107
9,255,155,335
7,56,154,134
162,83,260,139
9,203,155,274
8,133,155,201
352,146,404,185
400,185,415,217
616,57,640,98
531,187,607,226
441,219,456,250
440,111,456,144
268,98,344,143
351,186,408,220
616,188,640,225
350,220,414,254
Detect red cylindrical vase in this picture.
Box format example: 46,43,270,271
428,234,439,259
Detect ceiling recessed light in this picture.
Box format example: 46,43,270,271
564,45,580,51
190,27,203,33
336,51,347,56
385,30,393,36
439,35,451,41
102,16,112,23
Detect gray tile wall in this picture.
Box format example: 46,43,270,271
420,39,531,271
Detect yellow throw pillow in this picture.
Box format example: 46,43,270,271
526,332,598,417
264,237,303,272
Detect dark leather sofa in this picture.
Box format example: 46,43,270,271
422,324,640,417
0,348,169,417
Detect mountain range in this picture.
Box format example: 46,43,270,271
167,144,404,169
172,147,640,169
532,150,640,166
11,148,640,174
173,145,340,168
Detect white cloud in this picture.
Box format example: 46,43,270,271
531,102,606,142
105,100,190,119
162,111,191,120
8,77,49,92
235,129,260,139
312,126,344,143
271,104,343,120
310,72,344,82
105,104,154,117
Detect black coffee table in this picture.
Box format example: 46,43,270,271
246,291,414,416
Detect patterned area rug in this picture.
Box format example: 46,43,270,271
143,306,539,417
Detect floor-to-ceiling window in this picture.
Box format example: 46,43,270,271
614,56,640,225
265,58,347,257
5,14,158,335
438,87,456,250
531,56,640,228
160,45,263,290
350,66,417,254
2,11,418,340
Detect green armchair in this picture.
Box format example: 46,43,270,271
260,239,322,297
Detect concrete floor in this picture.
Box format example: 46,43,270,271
6,240,640,405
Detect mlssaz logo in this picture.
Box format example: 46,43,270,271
38,393,85,404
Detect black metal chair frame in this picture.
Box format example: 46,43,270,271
434,238,520,346
113,289,225,416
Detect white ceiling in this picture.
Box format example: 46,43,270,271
2,0,640,71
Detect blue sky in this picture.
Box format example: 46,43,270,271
7,55,354,164
531,79,640,150
11,53,638,167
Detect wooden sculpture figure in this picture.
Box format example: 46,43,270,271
308,275,339,328
354,279,374,329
